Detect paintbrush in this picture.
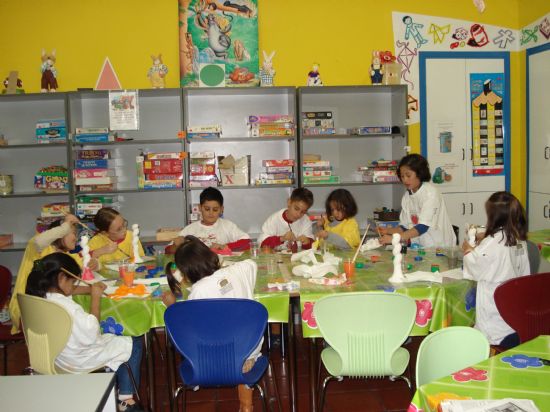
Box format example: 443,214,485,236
57,209,94,233
60,267,109,297
352,224,370,263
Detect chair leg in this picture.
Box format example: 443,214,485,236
390,374,412,391
121,361,143,407
2,344,7,375
152,328,165,361
318,375,341,412
281,323,286,359
174,385,186,412
254,382,268,412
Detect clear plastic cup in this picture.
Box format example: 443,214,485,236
267,257,278,275
251,242,259,258
343,259,355,278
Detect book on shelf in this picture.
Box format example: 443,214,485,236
145,151,187,160
74,168,116,178
303,170,332,177
144,173,184,181
156,227,183,241
262,159,295,167
303,160,331,167
75,176,117,185
78,183,116,192
247,115,294,124
255,178,294,185
73,134,113,143
76,149,111,160
141,180,183,189
75,127,109,135
303,176,341,184
258,172,295,180
74,159,122,169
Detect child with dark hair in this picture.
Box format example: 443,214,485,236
462,191,530,348
9,213,100,334
89,207,145,264
380,154,456,247
162,235,259,412
172,187,250,252
26,253,143,411
314,189,360,249
258,187,315,250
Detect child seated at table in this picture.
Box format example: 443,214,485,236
170,187,250,253
25,253,143,411
462,191,530,349
9,214,101,335
89,207,145,264
162,235,259,412
258,187,314,251
313,189,360,250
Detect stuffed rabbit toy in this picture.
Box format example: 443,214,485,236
260,50,276,87
41,49,58,92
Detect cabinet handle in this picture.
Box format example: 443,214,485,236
462,203,466,215
470,203,473,215
462,148,465,160
545,147,550,160
545,204,549,219
470,149,473,161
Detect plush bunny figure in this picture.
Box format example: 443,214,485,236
370,51,383,85
41,49,58,92
147,54,168,88
260,50,276,87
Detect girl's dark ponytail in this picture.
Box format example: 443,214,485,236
165,261,182,296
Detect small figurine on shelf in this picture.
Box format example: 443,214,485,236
147,54,168,88
260,50,276,87
40,49,58,92
2,71,24,94
370,51,383,85
307,63,323,86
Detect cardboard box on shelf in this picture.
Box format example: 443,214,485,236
218,155,250,186
0,234,14,248
156,227,183,241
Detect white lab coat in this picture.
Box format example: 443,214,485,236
400,182,456,248
463,230,530,345
47,293,132,372
178,218,249,247
257,209,313,246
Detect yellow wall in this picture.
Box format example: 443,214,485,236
1,0,549,202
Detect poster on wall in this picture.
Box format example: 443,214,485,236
109,90,139,130
178,0,259,87
470,73,505,176
430,122,464,189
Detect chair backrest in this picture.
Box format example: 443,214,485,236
313,292,416,377
416,326,489,387
526,240,541,274
0,265,12,309
164,299,268,386
494,272,550,343
17,293,73,375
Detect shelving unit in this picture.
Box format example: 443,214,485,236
183,87,298,237
1,85,408,276
297,85,409,229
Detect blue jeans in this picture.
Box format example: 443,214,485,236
500,332,520,350
116,335,143,396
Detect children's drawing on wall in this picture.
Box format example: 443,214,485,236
470,73,505,177
109,90,139,131
493,29,516,49
428,23,450,44
402,15,428,48
178,0,258,87
540,18,550,40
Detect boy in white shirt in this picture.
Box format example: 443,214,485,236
172,187,250,252
257,187,315,250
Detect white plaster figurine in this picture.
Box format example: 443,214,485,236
132,223,144,263
80,235,95,281
388,233,405,283
467,224,477,247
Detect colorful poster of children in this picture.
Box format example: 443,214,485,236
470,73,505,176
178,0,259,87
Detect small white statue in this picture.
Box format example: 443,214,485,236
80,235,94,281
132,223,144,263
467,224,477,248
388,233,405,283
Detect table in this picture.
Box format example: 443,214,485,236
0,373,117,412
529,229,550,273
410,335,550,411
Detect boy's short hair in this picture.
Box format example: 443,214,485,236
397,154,431,182
200,187,224,206
289,187,314,208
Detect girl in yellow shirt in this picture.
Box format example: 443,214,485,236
314,189,360,250
89,207,145,265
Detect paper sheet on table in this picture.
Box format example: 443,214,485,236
440,398,540,412
439,268,464,280
134,277,168,286
402,271,442,283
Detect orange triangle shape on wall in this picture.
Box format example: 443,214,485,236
95,57,122,90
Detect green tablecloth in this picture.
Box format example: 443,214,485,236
294,249,475,338
529,229,550,264
73,254,290,337
409,335,550,412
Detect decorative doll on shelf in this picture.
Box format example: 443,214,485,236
260,50,276,87
307,63,323,86
41,49,58,92
370,51,383,85
147,54,168,88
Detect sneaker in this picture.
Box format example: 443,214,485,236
117,400,144,412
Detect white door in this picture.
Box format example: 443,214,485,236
528,192,550,231
467,191,491,228
443,193,468,244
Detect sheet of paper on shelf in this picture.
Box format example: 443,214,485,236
439,398,540,412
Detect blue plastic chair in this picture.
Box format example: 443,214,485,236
164,299,269,412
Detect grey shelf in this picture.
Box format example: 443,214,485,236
303,181,401,188
302,133,404,140
0,191,69,198
0,243,27,252
189,184,295,191
71,139,183,147
0,143,67,149
75,188,184,195
187,136,295,143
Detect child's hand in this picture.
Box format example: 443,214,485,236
462,239,474,254
88,257,100,271
173,236,185,248
380,234,393,245
378,227,388,236
90,282,106,299
210,243,225,250
281,231,296,242
64,213,80,226
317,230,329,239
161,291,176,307
298,235,311,245
95,241,118,257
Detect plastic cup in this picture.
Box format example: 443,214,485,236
267,257,278,275
447,247,459,269
251,242,259,258
155,250,164,269
118,263,128,279
123,264,135,287
343,259,355,278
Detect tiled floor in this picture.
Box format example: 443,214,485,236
2,326,418,411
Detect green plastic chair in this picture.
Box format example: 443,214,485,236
416,326,490,387
313,292,416,411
